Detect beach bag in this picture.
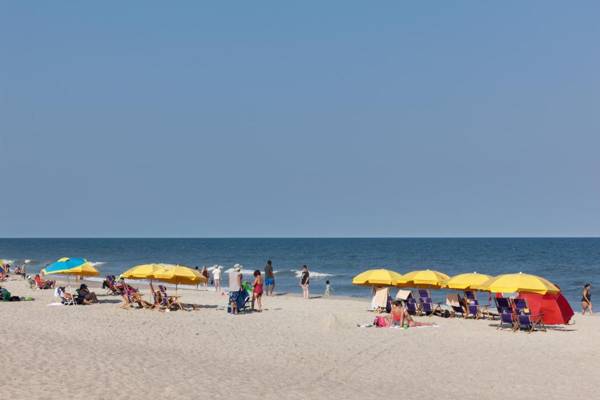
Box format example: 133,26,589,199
374,315,390,328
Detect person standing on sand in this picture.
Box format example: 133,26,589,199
300,265,310,299
582,283,592,315
264,260,275,296
201,267,209,287
252,270,263,311
212,266,222,294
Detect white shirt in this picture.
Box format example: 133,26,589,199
213,268,221,281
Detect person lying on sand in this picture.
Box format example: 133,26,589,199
387,300,436,328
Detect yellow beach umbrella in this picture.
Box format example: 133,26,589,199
443,272,493,290
396,269,450,288
352,269,404,286
120,263,170,280
153,265,206,286
473,272,560,295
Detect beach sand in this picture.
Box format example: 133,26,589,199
1,277,598,400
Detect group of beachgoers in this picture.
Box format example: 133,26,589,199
1,259,322,313
195,261,319,314
101,275,185,311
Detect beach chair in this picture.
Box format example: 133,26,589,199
446,294,465,318
517,313,546,333
498,310,516,331
228,289,250,314
513,298,529,315
158,285,183,311
465,303,481,319
395,289,412,302
417,289,431,303
494,297,511,314
371,287,390,312
464,291,479,307
103,275,121,295
56,287,76,306
420,301,442,316
405,299,419,316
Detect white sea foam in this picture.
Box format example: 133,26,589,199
89,261,105,267
291,269,333,279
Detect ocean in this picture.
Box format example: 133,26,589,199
1,238,598,306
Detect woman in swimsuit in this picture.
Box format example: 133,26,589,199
252,270,263,312
387,300,435,328
300,265,310,299
582,283,592,315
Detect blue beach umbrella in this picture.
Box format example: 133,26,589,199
41,257,99,277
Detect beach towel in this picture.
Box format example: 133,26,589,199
371,287,389,310
395,289,412,301
446,294,461,308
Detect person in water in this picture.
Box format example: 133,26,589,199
252,270,263,312
582,283,592,315
300,265,310,299
264,260,275,296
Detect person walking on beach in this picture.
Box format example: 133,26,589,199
212,266,222,294
264,260,275,296
582,283,592,315
201,267,209,287
324,280,332,297
252,270,263,311
300,265,310,299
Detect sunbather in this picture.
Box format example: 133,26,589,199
0,285,21,301
387,300,436,328
34,274,55,289
120,282,140,309
158,285,182,310
76,284,99,304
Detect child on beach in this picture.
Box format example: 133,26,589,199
324,280,332,297
252,270,263,311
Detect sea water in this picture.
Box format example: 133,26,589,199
1,238,598,306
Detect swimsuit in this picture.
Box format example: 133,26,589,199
582,291,591,303
265,277,274,286
253,282,263,295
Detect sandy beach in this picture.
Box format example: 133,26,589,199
1,277,598,400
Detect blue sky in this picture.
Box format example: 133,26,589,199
1,1,599,237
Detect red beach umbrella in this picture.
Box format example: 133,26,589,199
517,292,574,325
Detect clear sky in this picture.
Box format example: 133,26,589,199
1,1,599,237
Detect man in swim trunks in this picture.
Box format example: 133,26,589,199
264,260,275,296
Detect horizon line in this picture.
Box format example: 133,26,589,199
1,236,599,240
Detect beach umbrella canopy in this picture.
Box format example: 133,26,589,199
152,265,206,286
517,292,574,325
41,257,99,277
396,269,450,288
352,269,404,286
474,272,559,295
120,263,171,280
443,272,493,290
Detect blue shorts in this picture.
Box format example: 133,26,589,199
265,277,274,286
